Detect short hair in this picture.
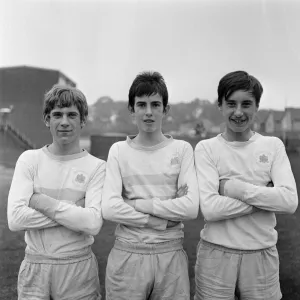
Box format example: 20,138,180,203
217,71,263,107
43,85,88,122
128,71,168,112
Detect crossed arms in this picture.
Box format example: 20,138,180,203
101,143,199,230
195,140,298,222
7,158,105,235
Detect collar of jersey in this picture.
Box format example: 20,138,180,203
126,134,174,151
42,145,88,161
217,132,261,147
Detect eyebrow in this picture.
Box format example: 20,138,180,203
225,99,254,103
136,100,162,104
51,111,79,114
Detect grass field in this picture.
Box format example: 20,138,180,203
1,154,300,299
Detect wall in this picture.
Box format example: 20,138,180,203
0,67,58,147
90,135,127,161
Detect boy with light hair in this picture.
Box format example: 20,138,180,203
102,71,199,300
194,70,298,299
8,85,105,299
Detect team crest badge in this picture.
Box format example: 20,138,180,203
73,171,88,186
259,154,269,164
171,156,180,166
256,152,271,165
75,173,86,183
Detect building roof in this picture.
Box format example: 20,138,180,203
255,109,269,123
0,65,76,86
272,110,285,122
286,107,300,121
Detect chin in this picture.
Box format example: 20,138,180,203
144,129,156,134
57,138,73,145
231,127,247,133
228,122,249,132
141,126,156,133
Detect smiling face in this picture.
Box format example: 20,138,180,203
131,93,169,136
219,90,258,140
45,105,83,150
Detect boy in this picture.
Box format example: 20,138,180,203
102,71,199,300
194,70,298,299
7,85,105,299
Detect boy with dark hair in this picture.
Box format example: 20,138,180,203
194,70,298,299
8,85,105,299
102,71,199,299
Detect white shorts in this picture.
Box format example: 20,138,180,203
106,239,190,300
194,240,282,300
18,252,101,300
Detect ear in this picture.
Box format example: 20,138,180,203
217,100,222,112
129,106,135,117
44,115,50,128
81,121,86,128
164,104,170,115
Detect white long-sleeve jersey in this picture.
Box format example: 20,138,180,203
102,135,199,243
7,146,105,259
195,133,298,250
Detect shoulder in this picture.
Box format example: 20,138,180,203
17,148,43,166
195,135,219,152
86,153,106,168
172,138,193,149
171,139,194,157
255,134,284,148
109,140,127,152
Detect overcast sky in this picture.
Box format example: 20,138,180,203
1,0,300,109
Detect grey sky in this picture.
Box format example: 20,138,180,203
1,0,300,109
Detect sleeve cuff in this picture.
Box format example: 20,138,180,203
33,195,60,219
135,199,155,214
147,216,168,231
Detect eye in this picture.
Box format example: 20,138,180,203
226,102,235,108
52,113,62,118
243,102,252,108
69,113,78,118
152,102,161,107
137,103,146,107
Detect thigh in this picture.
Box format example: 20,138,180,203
151,249,190,300
18,260,51,300
194,241,238,300
105,248,153,300
51,253,101,300
238,246,282,300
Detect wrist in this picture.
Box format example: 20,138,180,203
135,199,154,214
29,193,40,209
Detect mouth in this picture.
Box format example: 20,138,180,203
144,120,154,124
58,130,72,133
230,119,247,126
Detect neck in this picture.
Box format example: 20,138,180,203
134,131,167,147
48,142,81,156
223,128,254,142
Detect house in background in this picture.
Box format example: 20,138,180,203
253,109,285,134
253,109,269,132
0,65,76,149
264,110,285,133
281,108,300,132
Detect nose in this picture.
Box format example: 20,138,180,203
145,105,153,116
234,105,243,117
60,114,70,126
